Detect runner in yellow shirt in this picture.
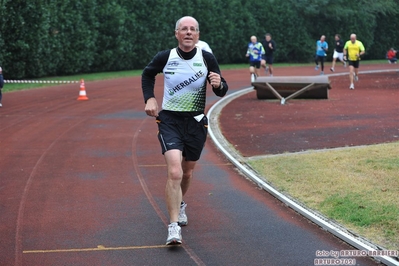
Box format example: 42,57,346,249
343,33,365,89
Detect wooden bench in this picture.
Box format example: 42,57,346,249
252,76,331,104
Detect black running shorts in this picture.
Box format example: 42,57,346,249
156,110,208,161
348,60,360,68
249,61,261,68
264,55,274,65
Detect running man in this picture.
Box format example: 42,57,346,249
314,35,328,75
261,33,276,76
196,39,213,53
330,34,346,72
246,35,265,82
141,16,228,245
343,33,365,90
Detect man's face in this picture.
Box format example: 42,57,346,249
175,18,199,50
266,35,271,41
350,35,356,43
251,37,257,44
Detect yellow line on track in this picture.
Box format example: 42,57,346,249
23,244,172,254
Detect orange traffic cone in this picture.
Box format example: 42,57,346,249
77,79,89,100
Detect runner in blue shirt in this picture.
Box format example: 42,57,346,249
246,36,265,81
314,35,328,75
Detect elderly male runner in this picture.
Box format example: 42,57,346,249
343,33,365,90
246,35,265,81
141,16,228,245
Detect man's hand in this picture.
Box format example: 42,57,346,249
0,66,2,74
208,71,222,88
145,98,159,117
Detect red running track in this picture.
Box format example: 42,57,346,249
1,63,396,265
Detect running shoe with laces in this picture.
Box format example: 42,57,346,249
166,222,182,245
251,73,256,83
178,202,188,226
349,83,354,90
330,67,334,72
354,73,359,82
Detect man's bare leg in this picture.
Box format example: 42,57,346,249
331,58,336,71
349,65,355,89
164,150,184,223
181,160,196,197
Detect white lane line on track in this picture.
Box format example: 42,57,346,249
14,119,88,266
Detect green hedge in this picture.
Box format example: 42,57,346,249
0,0,398,79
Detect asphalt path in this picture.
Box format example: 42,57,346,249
0,67,387,265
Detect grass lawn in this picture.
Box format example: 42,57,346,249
247,142,399,250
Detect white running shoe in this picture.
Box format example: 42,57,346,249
251,73,256,83
178,202,188,226
330,68,334,72
343,61,347,67
0,103,2,107
349,84,354,90
354,74,359,82
166,222,182,245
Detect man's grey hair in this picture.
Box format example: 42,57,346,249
175,16,199,31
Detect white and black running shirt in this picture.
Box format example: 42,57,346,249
142,47,228,113
162,48,207,111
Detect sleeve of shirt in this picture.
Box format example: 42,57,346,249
141,49,170,103
261,44,265,55
359,41,365,51
202,51,228,97
344,41,349,50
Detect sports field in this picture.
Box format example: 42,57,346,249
1,62,397,265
